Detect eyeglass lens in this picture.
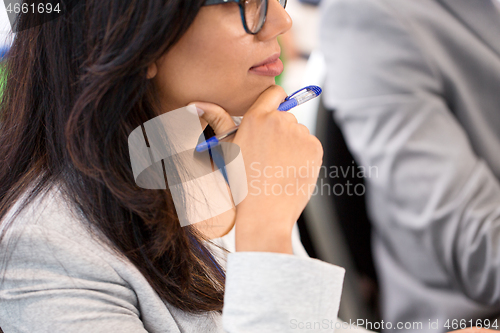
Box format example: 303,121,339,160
244,0,287,34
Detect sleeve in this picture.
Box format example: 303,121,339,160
319,0,500,305
0,225,148,333
222,251,345,332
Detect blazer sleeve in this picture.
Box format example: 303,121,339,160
222,252,345,332
319,0,500,305
0,224,149,333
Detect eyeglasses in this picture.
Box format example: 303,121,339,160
203,0,287,35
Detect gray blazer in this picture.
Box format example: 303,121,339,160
320,0,500,331
0,187,345,332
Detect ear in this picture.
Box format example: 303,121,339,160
147,62,158,79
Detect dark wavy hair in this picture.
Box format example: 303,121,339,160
0,0,226,313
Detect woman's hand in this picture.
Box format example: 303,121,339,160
190,85,323,254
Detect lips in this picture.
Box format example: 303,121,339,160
249,53,284,77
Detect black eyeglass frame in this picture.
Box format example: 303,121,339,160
203,0,287,35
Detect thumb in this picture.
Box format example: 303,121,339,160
188,102,236,136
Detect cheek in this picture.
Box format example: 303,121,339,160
193,39,250,98
184,37,275,115
157,33,248,105
154,10,275,116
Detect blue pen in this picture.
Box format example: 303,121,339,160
195,85,322,152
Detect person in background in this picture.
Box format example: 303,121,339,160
320,0,500,332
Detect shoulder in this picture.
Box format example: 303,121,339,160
1,185,118,262
0,186,158,331
0,185,136,285
0,184,143,282
319,0,442,101
0,186,140,301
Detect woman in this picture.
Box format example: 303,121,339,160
0,0,345,331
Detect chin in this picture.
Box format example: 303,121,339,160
226,107,248,117
224,79,278,116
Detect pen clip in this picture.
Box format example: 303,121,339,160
284,85,322,101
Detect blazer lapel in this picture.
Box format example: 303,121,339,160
438,0,500,58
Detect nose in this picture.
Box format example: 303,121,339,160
256,0,292,41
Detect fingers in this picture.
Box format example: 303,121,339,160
246,85,288,116
189,85,293,136
280,111,298,123
188,102,236,136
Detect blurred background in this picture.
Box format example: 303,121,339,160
277,0,381,326
0,3,12,91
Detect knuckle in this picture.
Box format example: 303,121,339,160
211,116,224,129
244,109,262,123
268,110,282,125
303,135,322,156
265,85,287,104
270,84,287,97
312,137,323,157
283,112,298,123
297,123,309,134
242,111,255,123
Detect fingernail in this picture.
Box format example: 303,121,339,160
196,107,205,116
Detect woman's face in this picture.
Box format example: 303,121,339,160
151,0,292,116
